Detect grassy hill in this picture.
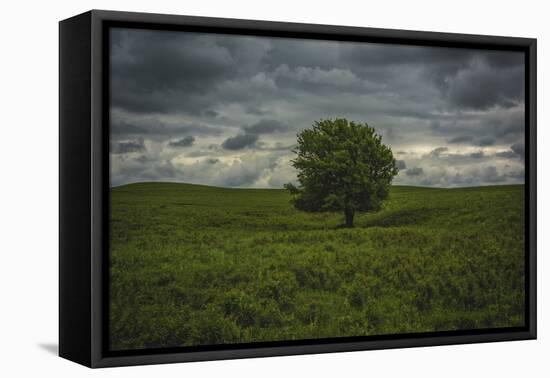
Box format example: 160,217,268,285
109,182,525,351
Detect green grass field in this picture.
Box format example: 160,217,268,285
109,182,525,351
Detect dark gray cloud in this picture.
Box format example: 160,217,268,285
111,28,524,118
446,60,524,110
469,151,485,159
111,138,146,154
496,150,517,159
428,147,449,158
111,118,223,142
111,121,150,136
492,116,524,139
222,133,259,150
134,154,154,164
343,44,524,112
110,28,526,188
429,110,525,148
476,137,495,146
220,119,290,151
243,119,288,134
203,109,219,117
110,28,272,115
448,135,474,144
168,136,195,148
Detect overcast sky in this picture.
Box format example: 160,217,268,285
109,27,525,188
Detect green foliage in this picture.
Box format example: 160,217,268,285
285,118,398,227
109,182,525,351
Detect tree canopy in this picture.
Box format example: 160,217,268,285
285,118,398,227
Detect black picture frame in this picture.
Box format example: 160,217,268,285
59,9,537,368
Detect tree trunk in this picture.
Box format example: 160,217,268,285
344,208,355,227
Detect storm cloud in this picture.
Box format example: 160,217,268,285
448,135,474,144
169,136,195,148
243,119,289,134
109,28,526,188
222,133,259,150
111,138,146,154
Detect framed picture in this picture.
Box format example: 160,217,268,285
59,10,537,368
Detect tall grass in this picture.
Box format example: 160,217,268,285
109,183,525,350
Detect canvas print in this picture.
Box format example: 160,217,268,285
108,27,526,351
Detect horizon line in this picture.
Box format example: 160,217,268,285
109,180,525,191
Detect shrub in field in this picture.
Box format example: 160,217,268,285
188,304,240,345
345,274,370,309
291,252,341,291
257,271,298,311
221,289,260,328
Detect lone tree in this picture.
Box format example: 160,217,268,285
285,118,398,227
